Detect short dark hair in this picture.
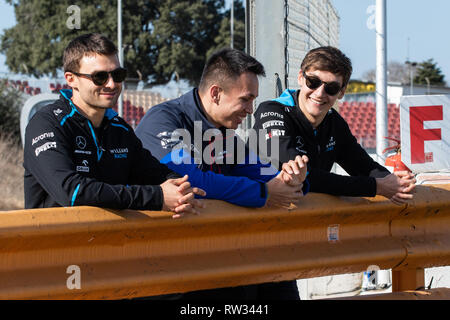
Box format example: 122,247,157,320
199,48,266,93
63,33,117,73
301,46,353,88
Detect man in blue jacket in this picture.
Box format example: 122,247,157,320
135,48,309,299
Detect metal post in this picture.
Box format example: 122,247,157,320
230,0,234,49
392,269,425,292
425,77,430,95
376,0,388,162
117,0,124,118
410,67,413,95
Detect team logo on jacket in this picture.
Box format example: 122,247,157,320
76,136,87,149
35,141,57,156
32,132,54,145
110,148,129,159
53,109,63,117
262,120,284,129
158,131,183,149
76,160,90,172
265,129,285,140
260,111,284,119
295,136,307,154
326,136,336,152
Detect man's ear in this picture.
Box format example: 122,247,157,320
209,85,221,104
64,71,77,89
338,85,347,99
297,69,304,87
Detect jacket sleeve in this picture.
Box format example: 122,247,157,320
253,102,381,197
135,106,270,207
128,130,181,185
308,121,390,197
320,116,391,196
24,112,166,210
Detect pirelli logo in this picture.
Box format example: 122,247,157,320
35,141,57,156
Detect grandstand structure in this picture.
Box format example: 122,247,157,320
4,79,42,96
117,90,167,127
337,101,400,150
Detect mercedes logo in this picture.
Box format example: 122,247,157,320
76,136,87,150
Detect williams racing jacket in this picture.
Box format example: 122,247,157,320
135,89,304,208
24,89,179,209
253,89,390,197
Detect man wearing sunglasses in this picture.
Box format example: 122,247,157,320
24,33,205,217
254,46,416,204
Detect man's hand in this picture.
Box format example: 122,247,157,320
160,175,206,218
376,171,416,205
266,171,304,208
280,155,309,186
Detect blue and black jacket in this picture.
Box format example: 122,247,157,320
253,89,390,197
135,89,296,208
24,89,178,209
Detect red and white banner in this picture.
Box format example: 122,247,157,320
400,95,450,173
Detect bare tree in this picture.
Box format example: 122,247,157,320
361,61,412,84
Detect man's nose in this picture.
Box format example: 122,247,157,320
314,83,327,97
104,74,117,88
245,101,254,114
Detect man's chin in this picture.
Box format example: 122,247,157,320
99,98,119,109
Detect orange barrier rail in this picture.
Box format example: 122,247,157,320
0,184,449,299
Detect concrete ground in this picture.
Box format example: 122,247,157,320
297,266,450,300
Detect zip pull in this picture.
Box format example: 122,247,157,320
86,120,103,162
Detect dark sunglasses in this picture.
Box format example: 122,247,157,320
302,71,343,96
70,67,127,86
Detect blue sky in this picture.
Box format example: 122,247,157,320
1,0,449,84
331,0,450,82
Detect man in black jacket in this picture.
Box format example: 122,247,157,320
24,33,204,216
253,46,415,204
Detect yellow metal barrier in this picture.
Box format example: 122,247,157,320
0,184,449,299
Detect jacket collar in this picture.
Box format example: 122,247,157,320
59,89,118,121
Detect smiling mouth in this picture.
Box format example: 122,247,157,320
309,98,327,105
100,92,117,97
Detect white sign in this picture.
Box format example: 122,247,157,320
400,95,450,173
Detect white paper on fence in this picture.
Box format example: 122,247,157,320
400,95,450,173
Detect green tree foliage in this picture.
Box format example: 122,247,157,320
207,0,245,59
414,59,446,86
0,0,245,87
0,80,24,144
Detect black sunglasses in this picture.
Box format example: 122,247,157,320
70,67,127,86
302,71,343,96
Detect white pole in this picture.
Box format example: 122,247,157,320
376,0,388,162
118,0,124,118
231,0,234,49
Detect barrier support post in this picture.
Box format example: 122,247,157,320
392,268,425,292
